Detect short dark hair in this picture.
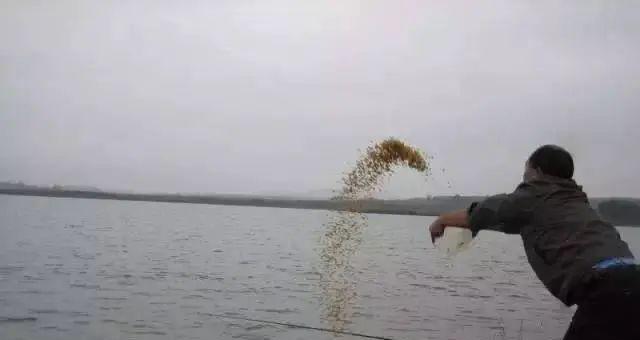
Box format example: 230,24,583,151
527,145,574,179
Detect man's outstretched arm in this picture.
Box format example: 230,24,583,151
429,182,536,243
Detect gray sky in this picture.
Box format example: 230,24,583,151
1,1,639,197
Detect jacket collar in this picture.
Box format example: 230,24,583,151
527,174,582,191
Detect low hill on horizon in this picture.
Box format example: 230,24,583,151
1,182,639,226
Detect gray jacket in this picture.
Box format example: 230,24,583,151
468,175,634,306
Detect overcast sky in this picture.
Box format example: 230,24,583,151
1,1,639,197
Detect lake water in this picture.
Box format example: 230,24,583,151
0,196,638,340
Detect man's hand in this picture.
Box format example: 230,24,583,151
429,217,447,243
428,209,471,244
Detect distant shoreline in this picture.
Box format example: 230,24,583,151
0,188,449,216
1,188,639,225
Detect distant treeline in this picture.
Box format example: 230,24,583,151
597,199,640,226
1,187,639,226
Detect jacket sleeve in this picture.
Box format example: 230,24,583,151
467,182,536,235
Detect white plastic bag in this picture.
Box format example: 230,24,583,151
435,227,473,256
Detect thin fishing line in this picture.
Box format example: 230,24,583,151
208,313,395,340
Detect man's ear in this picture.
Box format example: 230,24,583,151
524,166,541,182
530,167,545,180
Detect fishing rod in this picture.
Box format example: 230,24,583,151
207,313,395,340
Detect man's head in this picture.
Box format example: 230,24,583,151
524,145,574,181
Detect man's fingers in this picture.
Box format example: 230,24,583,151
428,224,435,243
429,222,444,244
431,229,443,243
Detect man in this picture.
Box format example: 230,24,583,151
429,145,639,340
